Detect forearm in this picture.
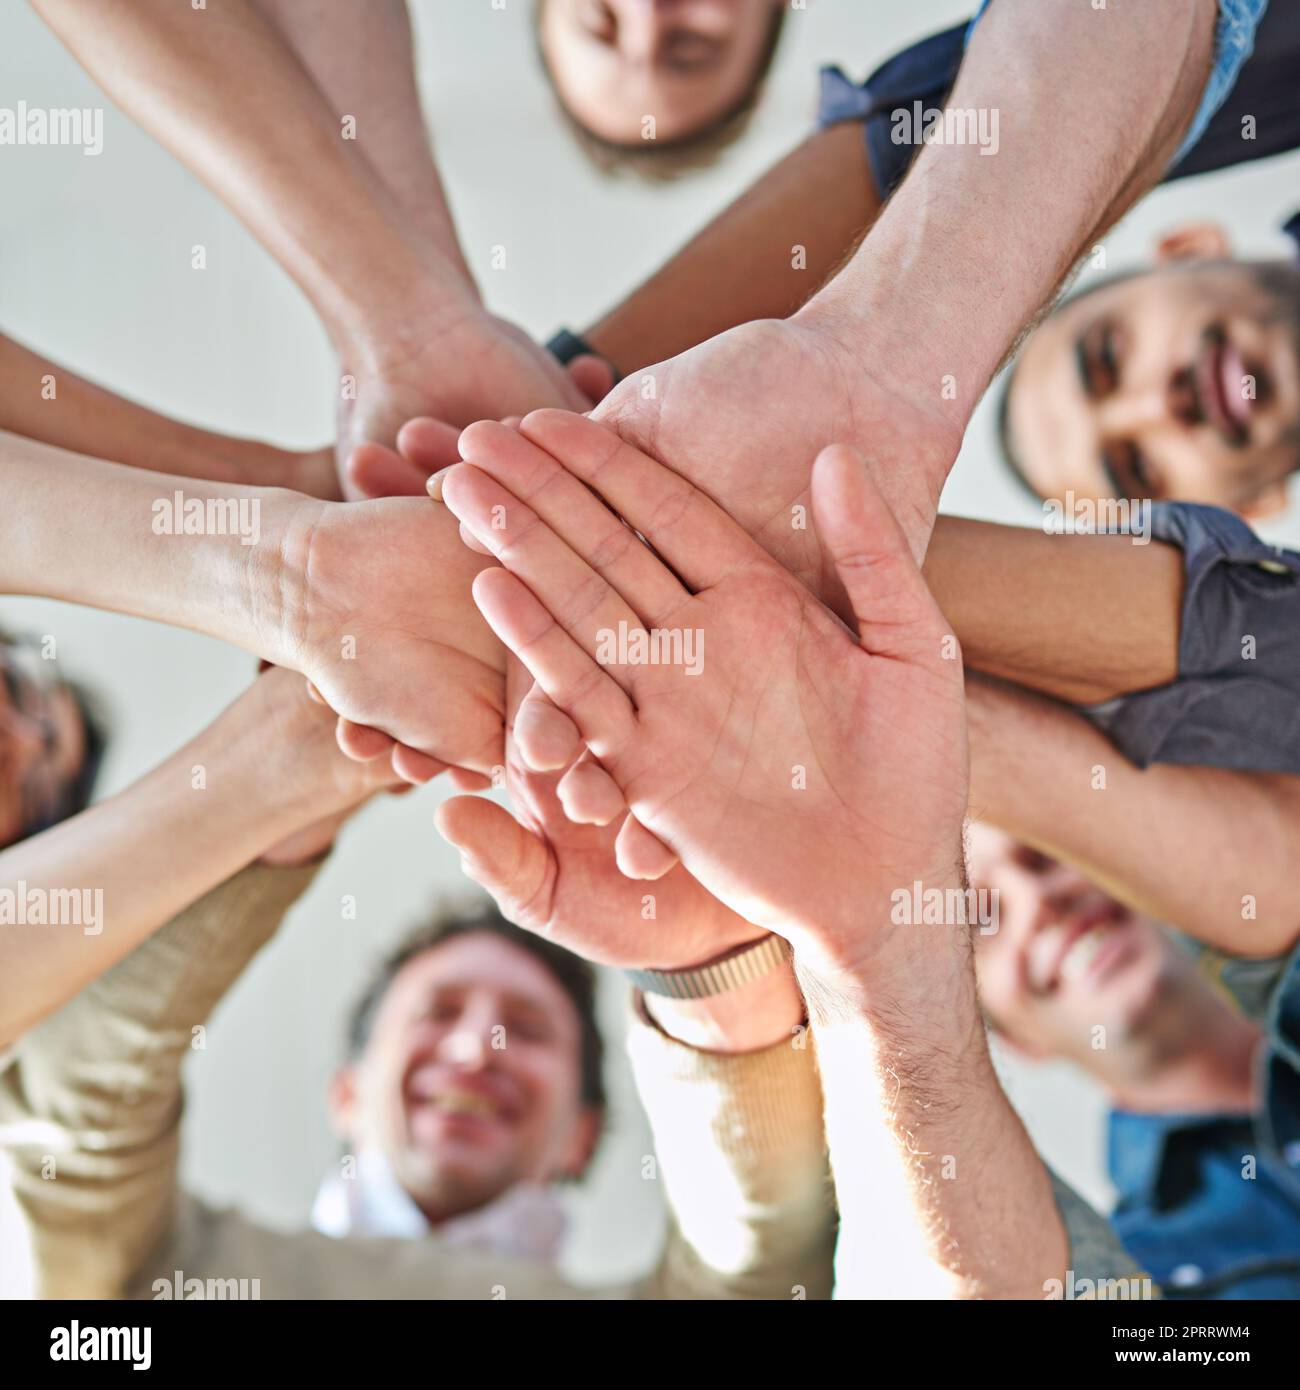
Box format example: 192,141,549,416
0,431,300,659
799,0,1215,425
967,674,1300,956
924,517,1184,704
802,926,1066,1300
633,961,835,1301
0,858,321,1298
252,0,474,290
0,670,351,1048
0,330,336,497
583,123,876,377
32,0,469,345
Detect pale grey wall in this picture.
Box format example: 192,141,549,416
2,0,1297,1292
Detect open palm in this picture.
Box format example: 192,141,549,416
441,418,970,977
435,657,763,971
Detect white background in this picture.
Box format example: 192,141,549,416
2,0,1298,1291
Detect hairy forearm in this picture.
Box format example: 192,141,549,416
584,124,876,377
0,671,346,1048
967,674,1300,956
924,517,1184,703
800,0,1215,422
32,0,467,344
801,923,1066,1299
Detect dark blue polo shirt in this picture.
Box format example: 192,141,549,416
1083,503,1300,775
818,1,1295,203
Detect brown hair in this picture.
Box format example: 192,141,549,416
347,897,607,1112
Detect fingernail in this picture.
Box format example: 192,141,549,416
427,467,450,501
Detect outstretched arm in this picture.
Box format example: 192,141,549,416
33,0,588,494
1,431,505,777
0,668,397,1050
580,122,876,378
966,673,1300,958
439,418,1079,1296
924,516,1185,705
0,329,337,498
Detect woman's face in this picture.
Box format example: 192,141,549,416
539,0,780,147
0,641,88,847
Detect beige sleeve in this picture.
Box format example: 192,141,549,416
0,861,320,1299
627,999,836,1301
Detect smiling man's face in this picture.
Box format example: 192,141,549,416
968,825,1194,1084
331,931,597,1224
1004,260,1300,518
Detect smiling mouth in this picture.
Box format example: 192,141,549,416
430,1090,501,1119
1195,326,1254,446
1029,901,1134,995
1058,920,1127,985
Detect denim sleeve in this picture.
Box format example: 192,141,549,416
1260,948,1300,1202
966,1,1269,167
1082,503,1300,774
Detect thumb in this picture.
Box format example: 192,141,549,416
395,416,464,472
435,795,550,923
566,353,616,407
345,442,430,499
811,444,950,665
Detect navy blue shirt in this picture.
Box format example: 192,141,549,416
817,2,1297,203
1083,504,1300,775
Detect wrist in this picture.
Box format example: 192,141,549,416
340,274,484,375
643,956,804,1054
794,232,993,429
794,861,977,1020
234,489,329,670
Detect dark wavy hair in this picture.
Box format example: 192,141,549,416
347,898,607,1114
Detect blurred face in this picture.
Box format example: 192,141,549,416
968,825,1201,1088
0,640,88,848
1006,261,1300,517
331,933,596,1223
539,0,778,146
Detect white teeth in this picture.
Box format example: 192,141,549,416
432,1091,497,1118
1059,925,1108,983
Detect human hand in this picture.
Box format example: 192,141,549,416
435,656,761,972
440,420,969,987
336,305,610,500
249,664,411,865
264,492,506,781
584,316,962,586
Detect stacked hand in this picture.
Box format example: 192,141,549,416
435,412,970,989
583,317,961,578
260,491,507,782
337,304,613,501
